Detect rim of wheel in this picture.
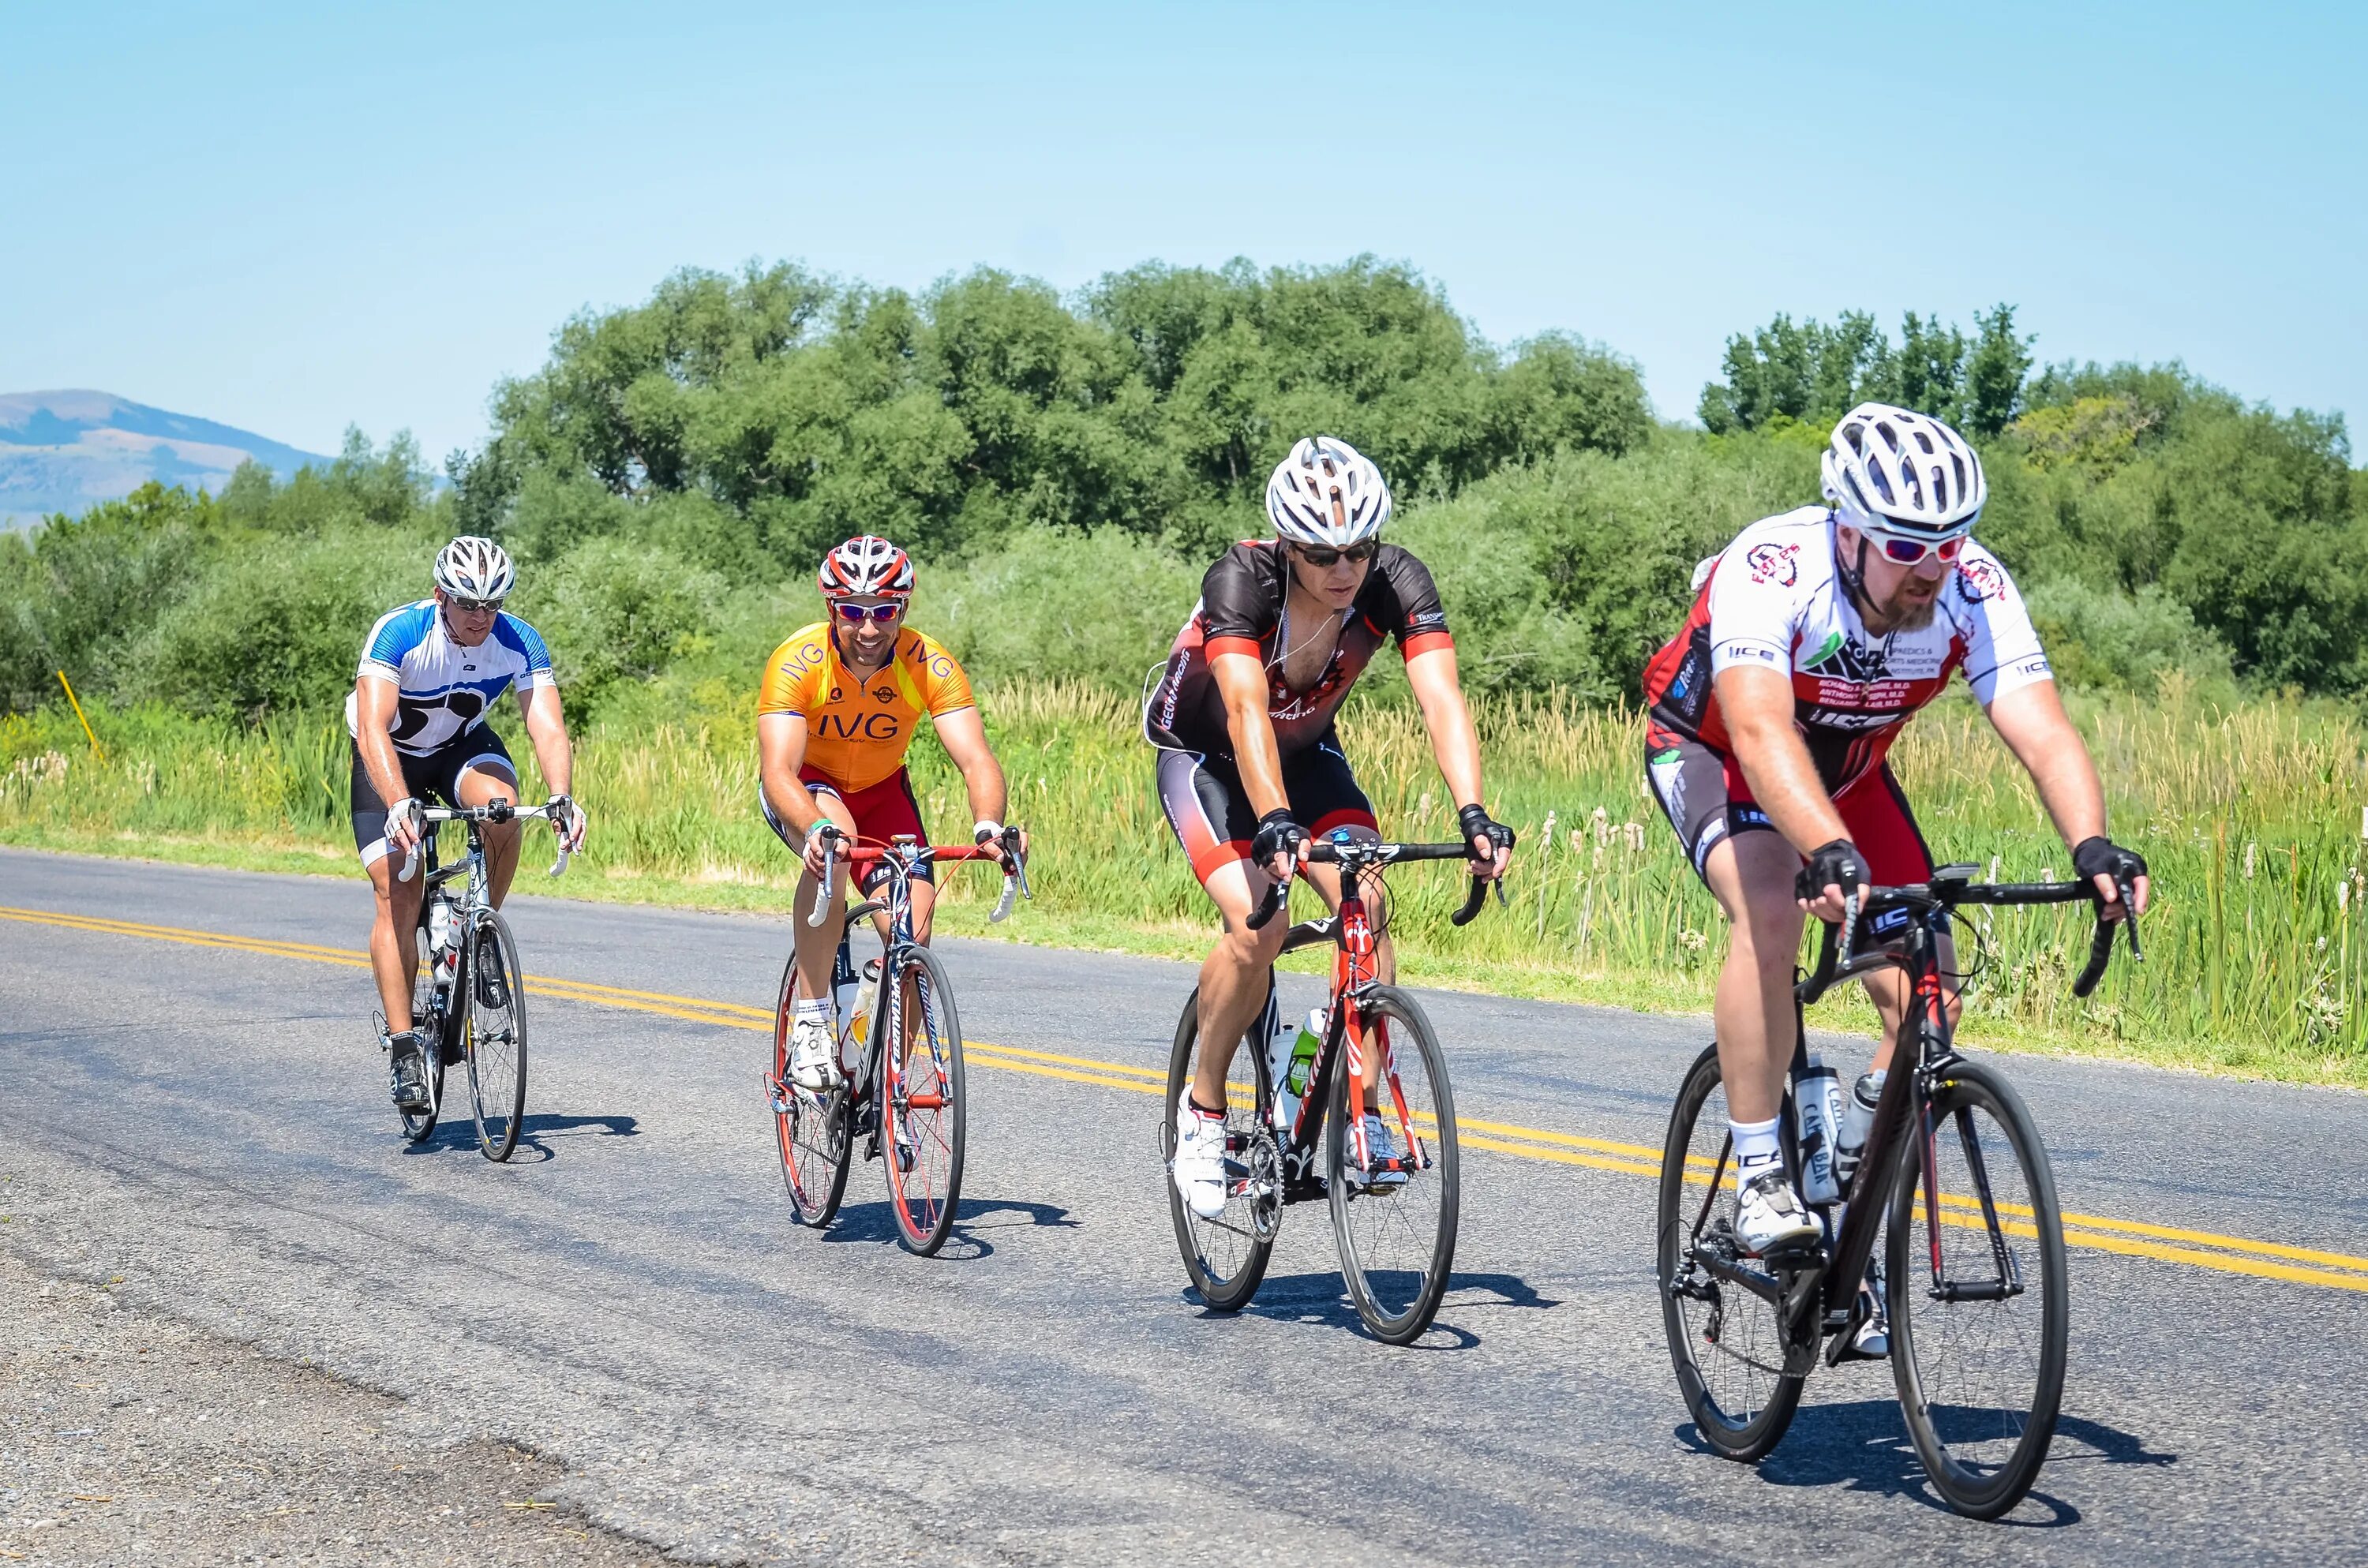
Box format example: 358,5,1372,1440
886,951,962,1255
1331,991,1457,1345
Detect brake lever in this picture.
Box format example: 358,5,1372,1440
1245,863,1294,932
2115,873,2145,964
806,832,841,928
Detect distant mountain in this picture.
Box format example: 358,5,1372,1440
0,390,333,528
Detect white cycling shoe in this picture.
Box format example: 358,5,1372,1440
1172,1093,1231,1220
1347,1112,1410,1190
1734,1169,1821,1256
789,1015,842,1092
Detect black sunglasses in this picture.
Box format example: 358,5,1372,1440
1292,541,1378,567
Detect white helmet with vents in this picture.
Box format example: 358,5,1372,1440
1820,402,1987,541
433,536,515,601
818,534,915,599
1265,436,1392,548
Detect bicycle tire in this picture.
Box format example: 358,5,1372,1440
1887,1058,2068,1519
462,909,528,1162
1162,986,1280,1312
772,956,851,1227
882,945,966,1256
399,937,447,1144
1328,986,1459,1345
1658,1042,1808,1460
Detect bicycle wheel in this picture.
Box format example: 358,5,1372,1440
399,938,447,1144
1162,986,1281,1312
1328,985,1459,1345
1887,1058,2068,1519
771,956,851,1227
462,909,528,1162
1658,1042,1808,1460
882,945,965,1256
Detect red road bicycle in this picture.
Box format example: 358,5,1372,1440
766,826,1027,1256
1162,833,1501,1344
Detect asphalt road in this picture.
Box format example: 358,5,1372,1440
3,845,2365,1564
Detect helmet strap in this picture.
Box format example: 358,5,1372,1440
1834,526,1883,628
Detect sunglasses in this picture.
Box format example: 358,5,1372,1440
447,595,504,616
1293,541,1378,567
834,601,905,623
1869,533,1966,567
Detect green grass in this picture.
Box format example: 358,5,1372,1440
8,676,2368,1089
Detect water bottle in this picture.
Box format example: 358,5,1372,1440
425,896,459,977
1795,1053,1842,1204
1270,1006,1327,1135
1835,1069,1884,1189
849,958,879,1060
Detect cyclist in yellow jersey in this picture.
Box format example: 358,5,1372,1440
757,535,1017,1091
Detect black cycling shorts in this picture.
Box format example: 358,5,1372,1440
350,726,517,867
1644,732,1932,886
1156,738,1378,885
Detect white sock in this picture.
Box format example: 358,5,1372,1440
1731,1116,1783,1188
794,997,830,1024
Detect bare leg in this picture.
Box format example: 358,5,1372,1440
457,763,523,906
367,852,425,1032
791,791,861,1005
1703,832,1809,1125
1191,859,1294,1112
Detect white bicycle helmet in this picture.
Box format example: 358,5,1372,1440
817,534,915,599
433,536,515,601
1820,402,1987,541
1265,436,1392,548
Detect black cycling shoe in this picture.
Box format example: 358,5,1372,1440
387,1031,432,1111
474,960,510,1012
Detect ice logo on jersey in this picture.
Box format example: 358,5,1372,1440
1746,542,1800,587
1957,558,2007,603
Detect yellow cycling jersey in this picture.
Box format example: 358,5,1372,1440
755,623,976,792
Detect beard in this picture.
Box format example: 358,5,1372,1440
1863,580,1939,633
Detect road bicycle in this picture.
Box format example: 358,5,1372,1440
1657,861,2142,1518
1161,832,1502,1345
766,825,1028,1256
387,801,570,1160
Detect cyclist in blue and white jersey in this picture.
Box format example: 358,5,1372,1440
350,536,586,1111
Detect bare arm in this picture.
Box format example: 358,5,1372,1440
354,676,421,851
757,713,816,842
1986,679,2150,914
931,705,1009,832
1715,663,1858,915
1406,644,1509,876
1211,649,1288,820
517,683,573,797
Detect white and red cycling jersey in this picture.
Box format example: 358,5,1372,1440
1642,506,2052,795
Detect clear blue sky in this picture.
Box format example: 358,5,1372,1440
2,1,2359,461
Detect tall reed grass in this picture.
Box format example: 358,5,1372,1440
7,673,2366,1084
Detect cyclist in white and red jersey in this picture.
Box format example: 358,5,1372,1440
1641,403,2149,1282
1149,436,1515,1220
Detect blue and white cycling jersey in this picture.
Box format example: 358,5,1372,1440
346,600,556,756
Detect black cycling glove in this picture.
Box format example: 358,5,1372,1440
1250,809,1308,872
2072,836,2148,890
1793,838,1868,904
1458,803,1516,859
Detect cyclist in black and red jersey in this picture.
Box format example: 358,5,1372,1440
1148,435,1515,1220
1641,402,2149,1282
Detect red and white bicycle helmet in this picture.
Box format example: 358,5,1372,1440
1820,402,1987,544
1265,436,1392,548
817,535,915,600
433,535,515,601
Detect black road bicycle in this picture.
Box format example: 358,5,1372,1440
767,827,1028,1256
389,802,569,1160
1162,835,1501,1345
1658,862,2141,1518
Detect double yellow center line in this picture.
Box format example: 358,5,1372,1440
6,902,2367,1296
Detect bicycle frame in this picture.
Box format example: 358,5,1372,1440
1257,837,1497,1199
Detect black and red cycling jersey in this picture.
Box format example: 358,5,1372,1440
1143,540,1453,758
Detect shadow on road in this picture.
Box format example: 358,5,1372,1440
1199,1269,1546,1349
819,1196,1077,1259
398,1113,640,1162
1680,1398,2173,1523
